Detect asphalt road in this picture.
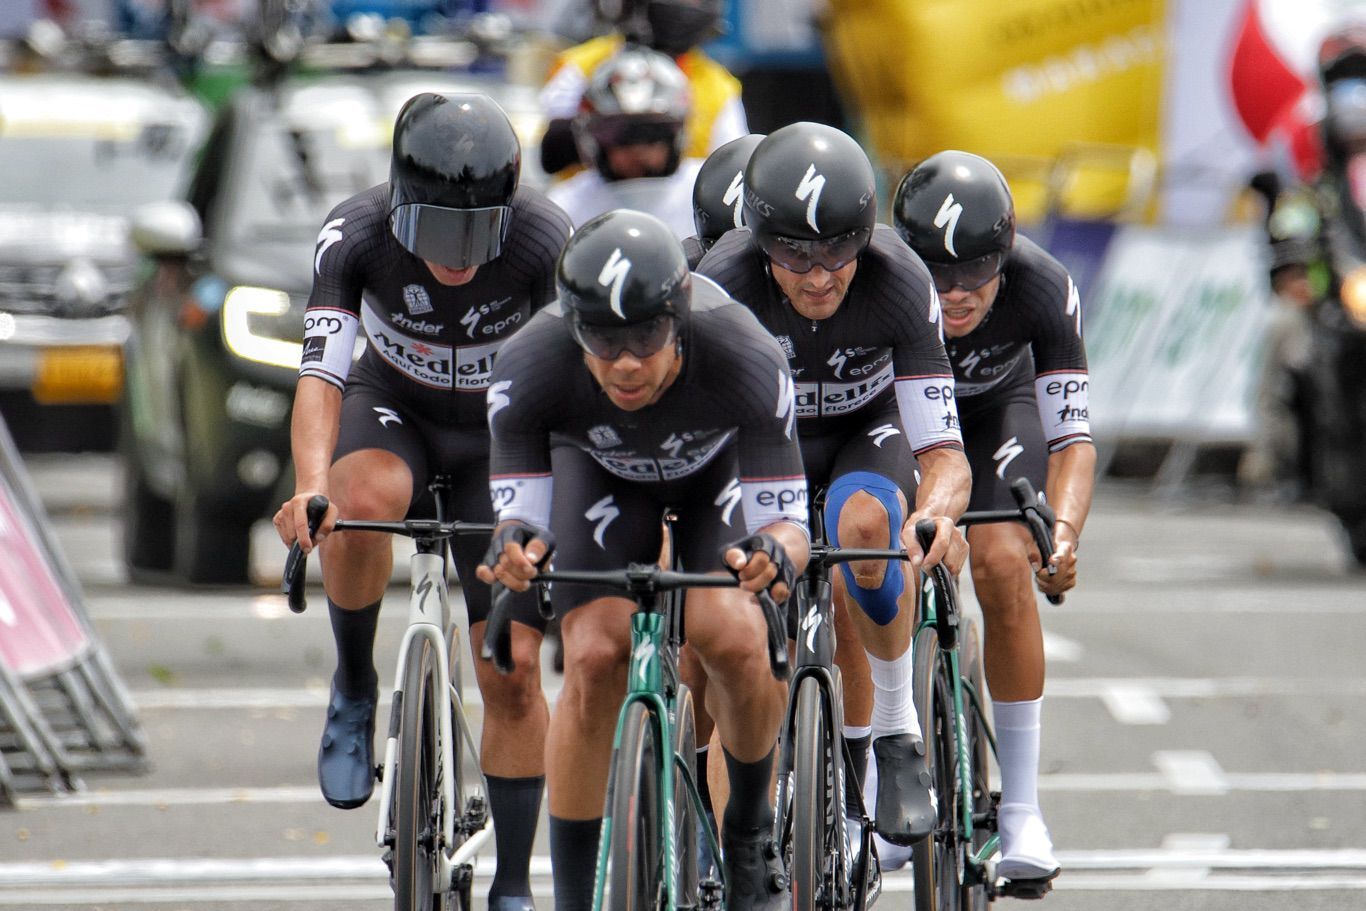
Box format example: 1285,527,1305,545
3,453,1365,911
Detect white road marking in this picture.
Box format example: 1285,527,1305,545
1047,677,1366,697
1154,750,1230,795
1041,630,1083,662
1099,682,1171,724
1144,833,1231,884
1039,772,1366,792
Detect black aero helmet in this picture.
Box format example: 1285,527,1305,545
692,133,764,243
574,46,690,181
893,150,1015,292
558,210,691,358
743,122,876,273
389,92,520,269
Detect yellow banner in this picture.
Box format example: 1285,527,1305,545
824,0,1166,220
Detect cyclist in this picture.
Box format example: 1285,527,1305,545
477,209,808,911
697,122,972,849
272,92,573,911
892,150,1095,885
684,132,764,268
548,45,702,238
539,0,747,176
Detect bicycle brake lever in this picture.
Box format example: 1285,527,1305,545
481,582,516,675
757,591,790,681
283,494,329,614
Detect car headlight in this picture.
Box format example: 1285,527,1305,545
221,286,303,369
1342,267,1366,329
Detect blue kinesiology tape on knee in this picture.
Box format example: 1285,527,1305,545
824,471,905,626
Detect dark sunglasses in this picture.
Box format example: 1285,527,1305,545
572,314,679,360
584,114,683,149
925,251,1005,293
756,228,871,275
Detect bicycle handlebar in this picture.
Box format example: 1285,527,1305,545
281,494,496,614
955,478,1064,606
482,564,791,681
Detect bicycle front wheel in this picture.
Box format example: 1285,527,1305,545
958,618,992,911
392,636,447,911
603,701,663,911
910,628,957,911
791,675,834,911
672,684,702,903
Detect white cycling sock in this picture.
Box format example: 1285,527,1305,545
867,647,917,739
842,723,872,741
994,697,1042,809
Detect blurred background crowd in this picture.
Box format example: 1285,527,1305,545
3,0,1366,587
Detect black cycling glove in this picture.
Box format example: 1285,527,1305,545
481,520,556,572
721,532,797,601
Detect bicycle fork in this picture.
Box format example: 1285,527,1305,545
375,551,493,892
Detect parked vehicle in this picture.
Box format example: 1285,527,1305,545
0,72,207,451
122,65,546,584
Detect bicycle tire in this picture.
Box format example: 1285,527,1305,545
910,627,959,911
604,701,664,911
392,636,447,911
445,624,467,826
673,684,702,903
791,675,833,911
958,619,992,911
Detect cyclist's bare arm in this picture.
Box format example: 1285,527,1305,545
274,376,342,552
904,444,972,573
1040,440,1096,594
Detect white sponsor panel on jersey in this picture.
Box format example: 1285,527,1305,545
362,304,452,388
742,477,810,536
299,307,360,387
793,364,893,418
490,475,554,527
588,431,732,482
893,375,964,452
1034,371,1091,449
455,341,501,391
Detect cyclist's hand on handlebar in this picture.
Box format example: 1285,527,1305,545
476,521,555,592
1036,525,1079,597
274,491,336,553
722,532,797,602
901,513,960,574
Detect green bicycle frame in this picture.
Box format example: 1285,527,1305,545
591,608,723,909
916,575,1002,873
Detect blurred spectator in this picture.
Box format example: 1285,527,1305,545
547,45,701,238
1240,181,1322,496
537,0,745,177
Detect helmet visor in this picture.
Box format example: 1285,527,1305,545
755,228,871,274
584,113,684,149
390,203,511,269
571,313,679,360
925,251,1006,293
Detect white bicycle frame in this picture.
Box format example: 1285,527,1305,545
373,549,494,892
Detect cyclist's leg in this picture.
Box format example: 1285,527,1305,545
672,460,788,909
443,438,549,909
542,448,664,911
316,388,426,809
959,386,1058,881
823,415,932,846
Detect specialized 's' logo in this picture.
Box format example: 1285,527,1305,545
827,347,848,379
586,495,620,549
486,380,512,420
960,349,983,377
868,424,900,448
775,371,797,439
933,193,963,258
715,478,741,526
459,306,481,337
314,218,345,273
598,248,633,320
723,170,746,228
795,164,826,233
1065,277,1082,337
373,407,402,428
403,284,433,315
800,606,823,656
993,436,1024,479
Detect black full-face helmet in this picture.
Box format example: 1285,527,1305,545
692,133,764,244
557,209,692,359
742,122,877,274
573,45,690,182
893,150,1016,293
389,92,520,269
